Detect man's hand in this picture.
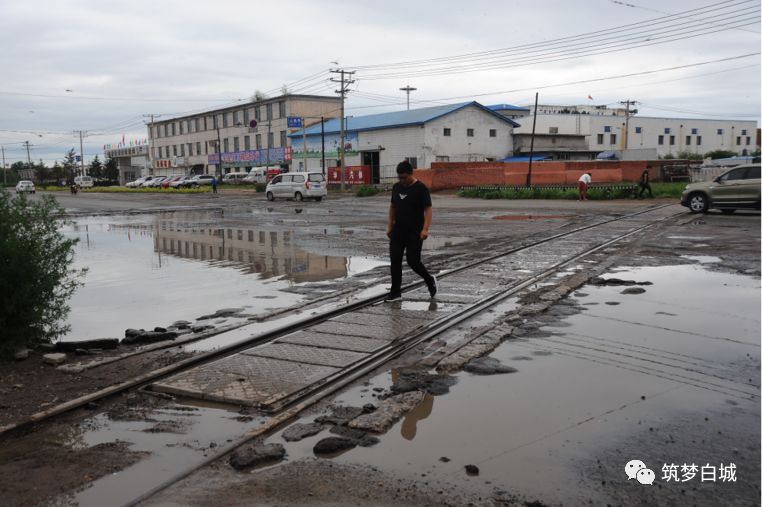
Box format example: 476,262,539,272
420,229,429,241
386,226,393,239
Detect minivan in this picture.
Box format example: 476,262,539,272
74,175,94,188
243,168,267,184
222,172,247,184
265,172,327,202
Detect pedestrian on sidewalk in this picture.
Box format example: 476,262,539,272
578,172,591,201
211,176,218,194
385,161,437,301
638,169,653,198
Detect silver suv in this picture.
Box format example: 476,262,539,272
681,164,760,213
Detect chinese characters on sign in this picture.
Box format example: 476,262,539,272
208,147,292,167
661,463,737,483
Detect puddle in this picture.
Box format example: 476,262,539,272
274,264,760,505
680,254,722,264
60,214,387,341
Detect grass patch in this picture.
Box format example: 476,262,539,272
356,185,382,197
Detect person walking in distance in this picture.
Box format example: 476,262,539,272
578,172,591,201
638,169,653,198
385,161,437,301
211,176,218,194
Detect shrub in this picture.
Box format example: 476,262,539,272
356,185,382,197
0,191,86,358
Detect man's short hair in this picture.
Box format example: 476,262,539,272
396,161,414,174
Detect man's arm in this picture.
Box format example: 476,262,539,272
386,203,395,238
421,205,432,240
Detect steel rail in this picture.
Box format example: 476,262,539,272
0,204,680,439
123,205,680,507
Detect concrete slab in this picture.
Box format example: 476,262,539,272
277,330,390,353
152,354,339,407
310,321,399,340
241,342,368,368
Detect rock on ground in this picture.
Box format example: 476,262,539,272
42,353,67,365
348,391,426,433
463,356,518,375
229,443,286,470
621,287,646,295
282,422,325,442
313,437,357,455
390,369,457,396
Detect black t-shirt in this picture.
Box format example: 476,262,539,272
391,180,431,236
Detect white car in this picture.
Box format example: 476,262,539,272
126,177,151,188
190,174,216,186
222,172,247,185
74,175,94,188
170,176,198,189
145,176,168,187
16,180,36,194
265,172,327,202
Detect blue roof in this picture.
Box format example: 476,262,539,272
488,104,530,112
499,155,552,162
289,101,520,137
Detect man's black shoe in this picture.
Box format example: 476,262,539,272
427,275,438,298
384,291,402,301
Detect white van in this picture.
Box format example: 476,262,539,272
265,172,327,202
74,175,94,188
243,168,267,184
222,172,247,184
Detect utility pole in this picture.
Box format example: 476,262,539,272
399,85,417,110
321,116,325,175
74,130,87,176
619,100,638,150
143,114,161,175
527,92,539,187
23,141,32,165
330,68,355,191
215,114,224,177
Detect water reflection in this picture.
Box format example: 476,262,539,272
153,217,348,283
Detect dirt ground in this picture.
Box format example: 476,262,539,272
0,191,759,506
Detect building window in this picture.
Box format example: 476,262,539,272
691,128,698,134
466,128,474,137
234,137,240,152
669,136,675,145
405,157,418,169
741,129,747,135
195,118,200,132
610,134,616,145
443,127,451,136
746,137,751,145
171,123,176,136
549,127,558,134
279,131,287,147
173,145,177,156
597,134,604,144
635,127,642,134
256,134,262,149
736,136,741,145
664,128,670,134
266,103,273,121
279,101,286,118
223,113,229,128
686,136,691,145
233,111,239,126
658,135,664,145
267,132,274,148
202,117,207,130
196,142,201,155
179,121,184,135
697,136,702,146
255,107,260,121
155,126,160,138
180,144,185,156
243,109,249,125
244,135,251,150
489,129,497,137
717,128,723,135
223,138,229,152
604,126,611,133
164,124,168,137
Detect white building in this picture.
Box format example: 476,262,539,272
289,101,519,182
104,144,150,185
148,94,340,177
512,105,758,159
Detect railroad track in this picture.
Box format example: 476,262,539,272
0,204,682,442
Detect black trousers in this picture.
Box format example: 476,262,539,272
390,232,433,293
638,182,653,198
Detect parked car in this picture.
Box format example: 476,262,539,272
681,163,761,213
190,174,216,186
145,176,168,188
15,180,35,194
161,176,183,188
74,175,94,188
125,177,146,188
222,172,247,185
170,176,198,189
265,172,327,202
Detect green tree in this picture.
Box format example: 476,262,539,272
51,161,64,185
34,162,50,184
675,151,703,161
703,149,738,160
0,191,86,358
62,149,77,184
103,157,118,183
89,155,103,179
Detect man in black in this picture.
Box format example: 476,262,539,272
385,161,437,300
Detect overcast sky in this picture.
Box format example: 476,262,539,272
0,0,759,166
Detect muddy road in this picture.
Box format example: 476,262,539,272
0,190,759,506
